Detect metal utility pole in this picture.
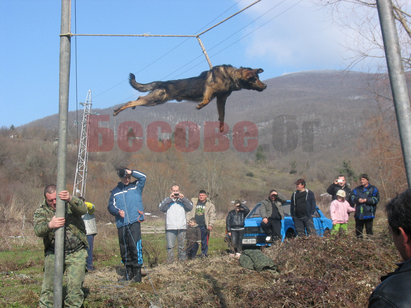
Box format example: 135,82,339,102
73,91,92,199
377,0,411,187
55,0,71,306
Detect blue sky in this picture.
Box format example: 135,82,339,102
0,0,355,128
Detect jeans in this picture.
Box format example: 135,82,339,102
86,234,95,270
186,241,198,259
166,229,186,262
193,226,209,257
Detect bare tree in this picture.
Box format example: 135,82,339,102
132,148,194,213
188,151,241,212
314,0,411,71
355,74,410,199
314,0,411,200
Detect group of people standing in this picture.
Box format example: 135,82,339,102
33,166,394,308
223,178,317,256
253,179,318,244
159,185,216,262
327,173,380,237
246,173,380,247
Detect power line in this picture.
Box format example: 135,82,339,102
168,0,302,80
89,0,302,106
208,0,304,61
84,1,261,101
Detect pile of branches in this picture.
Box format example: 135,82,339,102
127,232,398,307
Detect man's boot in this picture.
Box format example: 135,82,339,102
132,267,142,283
118,266,134,282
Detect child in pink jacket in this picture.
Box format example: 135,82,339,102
330,190,355,236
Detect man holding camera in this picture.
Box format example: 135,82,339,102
327,175,351,201
159,185,193,262
108,167,146,282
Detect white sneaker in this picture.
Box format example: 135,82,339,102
229,253,235,257
265,236,272,242
235,253,241,258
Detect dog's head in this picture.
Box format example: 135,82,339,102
238,68,267,92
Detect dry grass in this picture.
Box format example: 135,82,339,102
79,220,397,307
0,216,399,308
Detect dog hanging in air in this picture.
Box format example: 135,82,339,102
113,64,267,131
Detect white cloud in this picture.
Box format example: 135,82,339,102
237,1,356,70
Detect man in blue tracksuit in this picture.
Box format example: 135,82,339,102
108,167,146,282
350,173,380,238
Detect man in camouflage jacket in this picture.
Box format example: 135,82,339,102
34,184,88,308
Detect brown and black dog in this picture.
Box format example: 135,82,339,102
113,64,267,131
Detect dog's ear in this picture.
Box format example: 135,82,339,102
254,68,264,74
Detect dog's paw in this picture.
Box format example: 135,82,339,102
132,106,136,110
196,104,204,110
113,108,119,116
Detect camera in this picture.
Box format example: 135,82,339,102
337,179,343,183
174,193,179,197
117,168,128,178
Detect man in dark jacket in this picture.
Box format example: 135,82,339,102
350,173,380,238
226,200,250,256
290,179,316,236
260,190,287,242
108,167,146,282
327,175,351,201
368,188,411,307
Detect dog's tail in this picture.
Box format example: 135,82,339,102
129,73,162,92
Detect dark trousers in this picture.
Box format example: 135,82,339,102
118,222,143,267
193,226,209,257
86,234,95,270
230,229,245,253
261,218,282,241
293,216,315,236
355,218,374,238
186,241,197,259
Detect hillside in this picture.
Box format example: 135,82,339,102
17,70,382,195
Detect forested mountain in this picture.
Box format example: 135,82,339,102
22,70,376,173
5,69,407,217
